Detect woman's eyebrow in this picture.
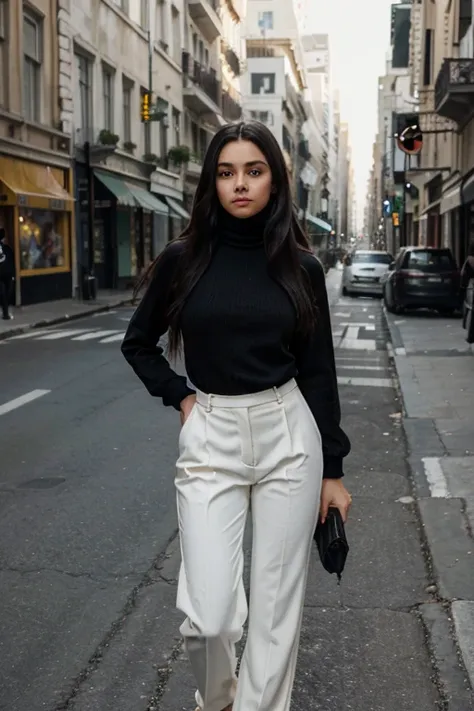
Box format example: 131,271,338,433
217,160,268,168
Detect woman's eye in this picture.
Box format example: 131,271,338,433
218,171,232,178
249,169,261,176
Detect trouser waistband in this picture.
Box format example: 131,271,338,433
195,378,298,412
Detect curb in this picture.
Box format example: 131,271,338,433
0,297,134,342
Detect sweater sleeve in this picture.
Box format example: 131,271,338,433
121,241,196,410
293,253,351,479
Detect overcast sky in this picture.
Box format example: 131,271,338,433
304,0,396,230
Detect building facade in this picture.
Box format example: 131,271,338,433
0,0,75,306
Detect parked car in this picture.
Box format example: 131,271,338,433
383,246,461,315
342,250,393,297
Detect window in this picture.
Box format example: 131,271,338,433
251,73,275,94
113,0,129,12
102,66,114,131
199,127,207,159
191,120,198,156
159,102,169,162
0,0,7,107
250,110,274,126
156,0,167,49
258,11,273,31
172,107,180,146
405,250,456,272
140,0,149,29
23,10,42,122
77,54,93,138
19,209,67,271
351,252,393,265
122,77,133,143
423,29,433,86
171,5,180,63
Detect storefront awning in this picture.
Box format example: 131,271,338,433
0,156,74,211
165,197,190,220
126,183,169,215
305,213,332,233
94,170,136,208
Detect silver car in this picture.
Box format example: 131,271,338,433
342,250,393,297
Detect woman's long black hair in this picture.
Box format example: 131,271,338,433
136,120,317,357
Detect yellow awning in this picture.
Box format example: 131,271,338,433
0,156,74,211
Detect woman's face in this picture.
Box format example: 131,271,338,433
215,139,273,219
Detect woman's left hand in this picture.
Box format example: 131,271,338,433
319,478,352,524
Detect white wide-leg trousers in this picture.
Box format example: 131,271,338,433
175,379,323,711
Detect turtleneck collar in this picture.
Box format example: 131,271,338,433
217,202,273,249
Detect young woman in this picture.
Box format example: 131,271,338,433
121,121,352,711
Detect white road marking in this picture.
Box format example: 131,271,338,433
339,338,377,351
337,364,385,371
99,332,126,343
395,347,406,355
422,457,450,498
338,323,376,330
93,310,117,317
337,376,392,387
36,329,94,340
71,330,123,341
0,389,51,416
6,329,54,340
334,312,351,317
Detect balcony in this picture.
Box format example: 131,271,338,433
222,87,242,122
222,40,241,76
182,52,222,123
188,0,222,43
185,154,203,180
435,58,474,127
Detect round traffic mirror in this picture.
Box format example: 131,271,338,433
396,125,423,155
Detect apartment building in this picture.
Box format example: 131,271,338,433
0,0,75,306
410,0,474,265
181,0,245,208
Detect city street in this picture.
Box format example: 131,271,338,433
0,272,472,710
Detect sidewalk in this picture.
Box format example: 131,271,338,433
385,308,474,693
0,289,134,341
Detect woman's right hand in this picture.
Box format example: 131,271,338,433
180,394,197,426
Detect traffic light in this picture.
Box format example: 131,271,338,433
392,212,399,227
141,92,151,122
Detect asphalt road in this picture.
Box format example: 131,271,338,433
0,280,469,710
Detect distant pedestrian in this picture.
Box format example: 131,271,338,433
0,227,15,320
121,121,352,711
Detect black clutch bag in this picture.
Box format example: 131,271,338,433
314,506,349,582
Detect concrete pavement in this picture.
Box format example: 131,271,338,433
0,275,473,709
0,288,134,341
385,306,474,698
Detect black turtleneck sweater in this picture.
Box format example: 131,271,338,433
121,209,350,478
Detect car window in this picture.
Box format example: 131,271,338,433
351,253,392,264
405,250,456,271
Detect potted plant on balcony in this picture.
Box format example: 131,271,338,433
123,140,137,154
167,145,191,168
98,129,120,146
143,153,161,166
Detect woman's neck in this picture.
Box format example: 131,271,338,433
217,203,272,248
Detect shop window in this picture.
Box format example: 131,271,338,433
23,9,42,122
18,209,68,273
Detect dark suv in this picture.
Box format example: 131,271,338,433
383,246,461,315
